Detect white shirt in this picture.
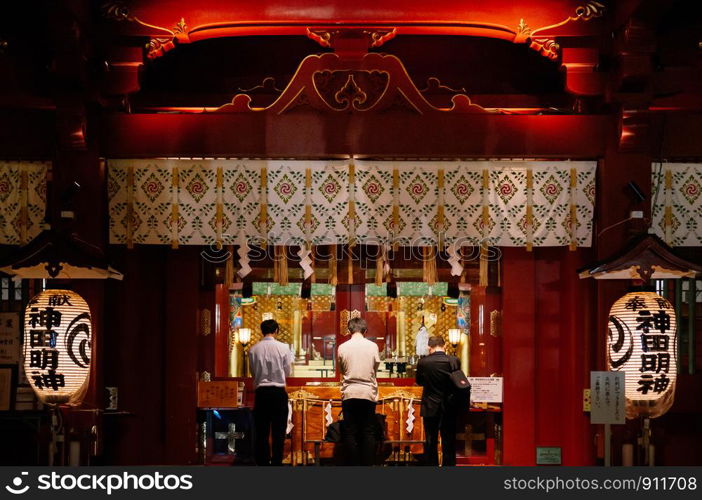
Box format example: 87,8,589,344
338,333,380,402
248,336,294,388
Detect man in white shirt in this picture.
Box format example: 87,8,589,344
337,317,380,465
248,319,294,466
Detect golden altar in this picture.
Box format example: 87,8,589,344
196,380,499,465
284,385,425,465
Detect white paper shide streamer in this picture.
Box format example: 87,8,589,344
324,400,333,427
236,230,251,278
405,398,415,434
286,400,294,434
297,245,314,280
447,242,464,276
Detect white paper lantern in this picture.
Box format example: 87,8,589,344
608,291,677,419
23,290,91,405
448,328,462,346
238,328,252,345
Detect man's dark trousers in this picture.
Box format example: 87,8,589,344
417,351,461,466
423,408,457,466
341,398,377,465
253,386,288,466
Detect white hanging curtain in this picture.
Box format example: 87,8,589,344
0,161,49,245
108,159,596,249
651,163,702,247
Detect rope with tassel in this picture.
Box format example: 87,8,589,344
423,246,437,286
479,169,489,286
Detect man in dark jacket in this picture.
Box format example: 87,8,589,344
415,335,461,466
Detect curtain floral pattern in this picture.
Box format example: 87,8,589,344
265,161,349,245
0,161,48,245
651,163,702,246
108,159,596,248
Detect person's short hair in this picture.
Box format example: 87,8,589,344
428,336,445,348
347,317,367,333
261,319,279,335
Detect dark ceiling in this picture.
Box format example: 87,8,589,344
135,35,566,108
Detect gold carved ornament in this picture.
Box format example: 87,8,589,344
339,309,362,336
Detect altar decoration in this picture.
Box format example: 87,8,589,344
239,293,298,346
108,159,596,249
0,161,48,245
608,291,677,419
286,386,425,465
396,291,456,356
23,290,91,405
651,163,702,246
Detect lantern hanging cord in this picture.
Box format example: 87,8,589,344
50,405,64,429
50,406,65,446
597,216,636,239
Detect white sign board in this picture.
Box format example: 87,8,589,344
467,377,503,403
590,371,625,424
0,312,20,364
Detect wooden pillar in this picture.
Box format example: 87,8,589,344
469,286,503,377
501,247,595,465
533,249,563,462
501,247,536,465
103,247,167,464
50,150,106,406
163,247,200,464
214,284,230,378
559,248,596,465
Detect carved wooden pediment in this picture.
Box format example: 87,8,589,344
216,52,487,115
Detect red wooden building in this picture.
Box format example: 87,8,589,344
0,0,701,466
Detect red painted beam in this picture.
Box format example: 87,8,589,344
661,114,702,157
0,110,55,158
102,113,608,158
111,0,602,39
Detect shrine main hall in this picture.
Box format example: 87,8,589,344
0,0,701,467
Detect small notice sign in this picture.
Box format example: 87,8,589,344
590,371,625,424
467,377,503,403
0,313,20,365
536,447,562,465
197,381,245,408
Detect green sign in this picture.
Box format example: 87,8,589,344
536,447,562,465
251,282,302,296
365,283,388,297
397,282,448,297
310,283,335,296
